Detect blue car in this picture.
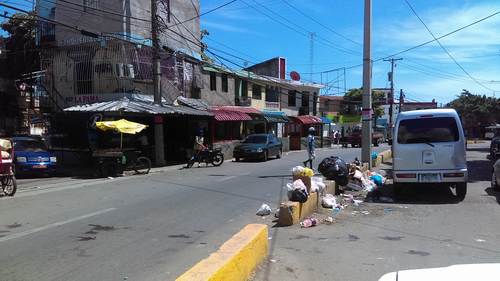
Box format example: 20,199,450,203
13,137,57,176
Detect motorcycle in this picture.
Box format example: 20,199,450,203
0,138,16,197
186,147,224,168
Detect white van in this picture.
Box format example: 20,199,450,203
393,109,467,200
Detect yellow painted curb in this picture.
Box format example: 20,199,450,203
176,224,268,281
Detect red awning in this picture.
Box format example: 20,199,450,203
290,115,323,125
212,106,262,114
209,109,252,121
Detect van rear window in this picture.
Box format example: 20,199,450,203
397,117,459,144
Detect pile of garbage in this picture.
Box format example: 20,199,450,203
286,166,326,202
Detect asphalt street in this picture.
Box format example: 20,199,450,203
253,142,500,281
0,145,388,281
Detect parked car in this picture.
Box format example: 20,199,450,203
392,109,468,200
340,126,384,147
489,131,500,159
233,134,282,162
12,136,57,176
492,158,500,191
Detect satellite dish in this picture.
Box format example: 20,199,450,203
290,71,301,81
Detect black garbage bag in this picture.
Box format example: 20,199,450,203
318,156,349,186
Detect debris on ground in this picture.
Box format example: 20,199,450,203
300,217,318,228
256,203,272,216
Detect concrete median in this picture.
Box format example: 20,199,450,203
175,224,268,281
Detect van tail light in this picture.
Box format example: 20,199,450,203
443,172,464,178
396,173,416,178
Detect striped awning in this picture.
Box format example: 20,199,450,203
210,109,252,121
290,115,323,125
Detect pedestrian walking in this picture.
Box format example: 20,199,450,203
303,127,316,169
191,128,206,167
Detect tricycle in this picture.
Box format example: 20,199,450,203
0,138,17,196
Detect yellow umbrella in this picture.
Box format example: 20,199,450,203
95,119,147,148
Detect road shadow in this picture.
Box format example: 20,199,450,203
485,187,500,204
467,159,494,182
369,183,461,204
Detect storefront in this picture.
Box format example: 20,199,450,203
287,115,323,150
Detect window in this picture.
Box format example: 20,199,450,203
221,74,228,92
75,61,93,95
302,92,309,107
288,90,296,106
83,0,99,12
209,72,216,91
241,80,248,97
252,84,262,100
397,117,459,144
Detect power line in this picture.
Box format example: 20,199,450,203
239,0,360,56
169,0,238,27
280,0,362,47
403,0,499,93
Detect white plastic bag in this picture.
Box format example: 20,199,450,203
287,179,308,199
256,204,272,216
292,166,305,176
322,194,337,208
311,177,326,193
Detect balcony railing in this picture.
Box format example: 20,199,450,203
235,96,252,106
265,101,279,109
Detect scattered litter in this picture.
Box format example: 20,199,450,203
270,259,277,263
361,211,370,215
311,177,326,193
256,204,272,216
318,156,349,186
321,194,337,208
345,182,363,191
332,206,342,217
323,217,335,224
379,196,395,203
292,166,314,177
370,173,385,187
475,239,486,243
268,237,273,240
353,199,363,207
107,177,114,179
300,217,318,228
383,208,393,214
352,211,359,215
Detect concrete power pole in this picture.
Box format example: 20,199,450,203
383,57,402,139
361,0,372,168
151,0,165,166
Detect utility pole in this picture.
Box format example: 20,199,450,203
383,57,402,139
399,89,404,113
151,0,165,166
361,0,372,168
309,32,316,82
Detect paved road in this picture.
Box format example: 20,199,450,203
0,145,387,281
253,142,500,281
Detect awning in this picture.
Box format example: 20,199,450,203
263,111,289,123
321,117,333,124
64,97,213,116
209,109,252,121
212,106,262,114
290,115,323,125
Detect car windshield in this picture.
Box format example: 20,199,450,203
243,135,268,144
14,139,48,152
397,117,459,144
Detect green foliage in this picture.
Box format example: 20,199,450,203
343,88,385,119
1,12,39,78
447,89,500,127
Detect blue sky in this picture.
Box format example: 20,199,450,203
201,0,500,104
1,0,499,104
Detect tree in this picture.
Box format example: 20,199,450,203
342,88,385,125
447,89,500,137
1,12,39,78
200,29,213,63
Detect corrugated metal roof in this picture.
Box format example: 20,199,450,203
63,97,213,116
211,106,262,114
175,96,210,111
290,115,323,125
209,109,252,121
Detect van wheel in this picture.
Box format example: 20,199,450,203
455,182,467,201
493,173,500,191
